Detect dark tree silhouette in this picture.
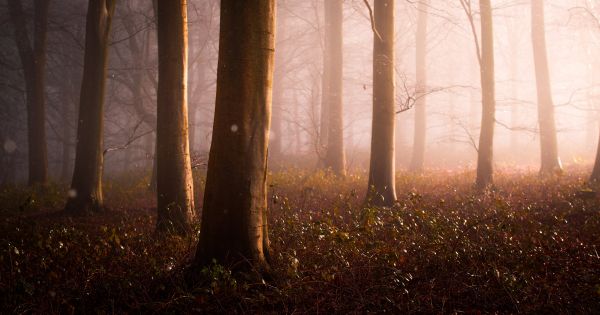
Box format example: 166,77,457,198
367,0,397,206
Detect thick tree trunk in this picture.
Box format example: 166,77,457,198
7,0,49,186
155,0,195,235
409,0,428,172
194,0,275,272
65,0,115,214
531,0,562,175
322,0,345,176
367,0,397,206
475,0,496,189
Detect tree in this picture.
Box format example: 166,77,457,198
531,0,562,175
409,0,429,172
64,0,116,214
460,0,496,188
155,0,195,234
475,0,496,188
591,130,600,183
322,0,345,176
366,0,397,206
7,0,50,186
194,0,275,271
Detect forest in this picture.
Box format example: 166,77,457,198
0,0,599,313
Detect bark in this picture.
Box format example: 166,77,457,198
409,0,428,172
155,0,195,235
7,0,50,186
531,0,562,175
194,0,275,272
322,0,345,175
64,0,116,214
475,0,496,189
367,0,397,206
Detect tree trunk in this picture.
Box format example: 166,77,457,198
409,0,428,172
194,0,275,272
155,0,195,235
591,126,600,182
367,0,397,206
7,0,50,186
475,0,496,189
531,0,562,175
64,0,116,214
322,0,345,176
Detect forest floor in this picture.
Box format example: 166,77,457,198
1,167,599,314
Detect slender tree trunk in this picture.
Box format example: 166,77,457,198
155,0,195,234
409,0,428,172
65,0,116,214
531,0,561,175
367,0,397,206
322,0,345,175
475,0,496,189
194,0,275,272
7,0,50,186
591,125,600,182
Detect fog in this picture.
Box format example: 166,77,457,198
1,0,599,182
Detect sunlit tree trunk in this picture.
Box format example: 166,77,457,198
322,0,345,175
475,0,495,189
367,0,397,206
194,0,275,272
155,0,195,234
7,0,50,186
65,0,116,214
531,0,561,175
409,0,428,172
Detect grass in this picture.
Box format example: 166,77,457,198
1,167,599,313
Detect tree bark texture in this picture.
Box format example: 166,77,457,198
155,0,196,234
64,0,115,214
367,0,397,206
194,0,276,272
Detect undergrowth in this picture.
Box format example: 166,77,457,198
0,168,599,313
